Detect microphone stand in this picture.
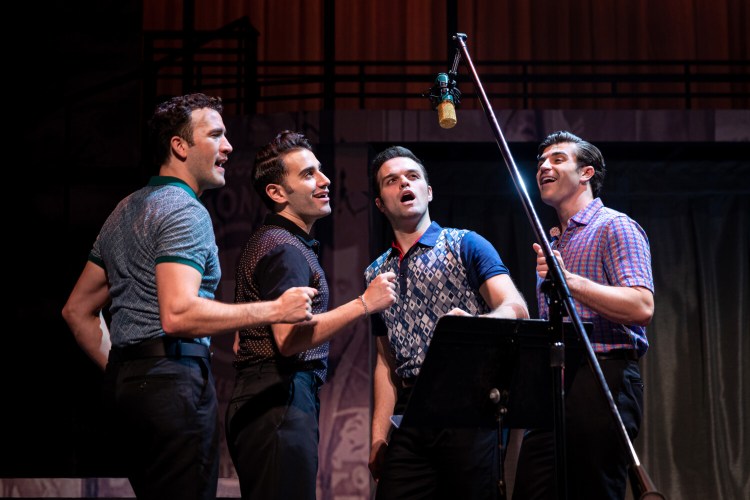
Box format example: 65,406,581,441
449,33,665,500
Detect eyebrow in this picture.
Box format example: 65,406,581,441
380,168,421,183
299,164,322,177
537,151,569,164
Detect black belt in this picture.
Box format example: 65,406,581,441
110,337,211,362
596,349,639,362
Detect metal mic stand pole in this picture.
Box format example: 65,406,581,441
450,32,665,500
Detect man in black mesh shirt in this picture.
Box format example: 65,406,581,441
226,130,397,499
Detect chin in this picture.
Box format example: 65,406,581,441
206,179,226,191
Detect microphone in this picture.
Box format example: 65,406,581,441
435,73,457,129
425,71,461,129
549,226,561,244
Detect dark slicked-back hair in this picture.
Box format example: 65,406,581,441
253,130,314,210
538,130,606,197
370,146,429,197
147,93,223,169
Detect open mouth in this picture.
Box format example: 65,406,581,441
400,192,415,202
313,191,329,199
540,176,556,185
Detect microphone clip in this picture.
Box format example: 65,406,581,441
423,48,463,110
425,73,461,110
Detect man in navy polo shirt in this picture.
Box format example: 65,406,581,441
365,146,529,499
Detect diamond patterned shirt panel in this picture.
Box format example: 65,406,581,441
365,226,500,379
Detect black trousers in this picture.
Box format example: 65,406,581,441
105,355,219,500
513,358,644,500
226,363,322,500
376,384,499,500
376,425,500,500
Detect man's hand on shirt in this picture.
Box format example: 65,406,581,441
363,271,398,313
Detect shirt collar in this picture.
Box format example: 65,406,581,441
389,221,442,260
148,176,199,200
569,197,603,227
265,213,319,252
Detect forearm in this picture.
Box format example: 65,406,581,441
371,359,397,446
273,298,367,356
157,263,315,338
62,262,112,370
480,275,530,320
485,300,529,320
65,312,111,370
566,274,654,325
161,297,281,337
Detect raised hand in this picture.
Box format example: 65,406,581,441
362,271,398,314
275,286,317,323
533,242,566,280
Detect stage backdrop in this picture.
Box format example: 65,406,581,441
200,110,749,500
2,109,747,500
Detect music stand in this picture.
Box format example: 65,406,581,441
400,315,591,498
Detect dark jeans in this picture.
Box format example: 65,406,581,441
226,363,322,500
105,355,219,500
513,359,644,500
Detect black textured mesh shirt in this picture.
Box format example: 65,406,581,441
233,213,329,381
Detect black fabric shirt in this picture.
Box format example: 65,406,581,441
233,213,329,380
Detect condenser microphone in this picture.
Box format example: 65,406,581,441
424,70,461,129
435,73,457,129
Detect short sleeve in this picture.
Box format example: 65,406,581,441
254,243,313,300
460,231,509,290
603,217,654,292
154,203,215,274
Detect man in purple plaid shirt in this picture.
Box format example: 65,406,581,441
513,131,654,500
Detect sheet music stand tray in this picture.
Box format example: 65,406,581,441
401,315,590,430
399,315,592,499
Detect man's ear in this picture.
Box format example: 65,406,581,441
266,184,287,205
427,185,433,202
375,197,384,213
580,165,595,183
170,136,188,161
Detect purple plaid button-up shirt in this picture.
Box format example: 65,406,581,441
537,198,654,356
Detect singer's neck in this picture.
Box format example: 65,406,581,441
391,213,432,253
555,191,593,232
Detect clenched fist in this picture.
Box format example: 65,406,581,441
533,242,567,280
362,271,398,314
276,286,317,323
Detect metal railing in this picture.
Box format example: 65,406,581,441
141,19,748,113
142,16,259,115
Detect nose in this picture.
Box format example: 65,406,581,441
399,175,410,187
317,170,331,187
222,136,233,154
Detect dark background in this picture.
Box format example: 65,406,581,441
3,1,748,498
